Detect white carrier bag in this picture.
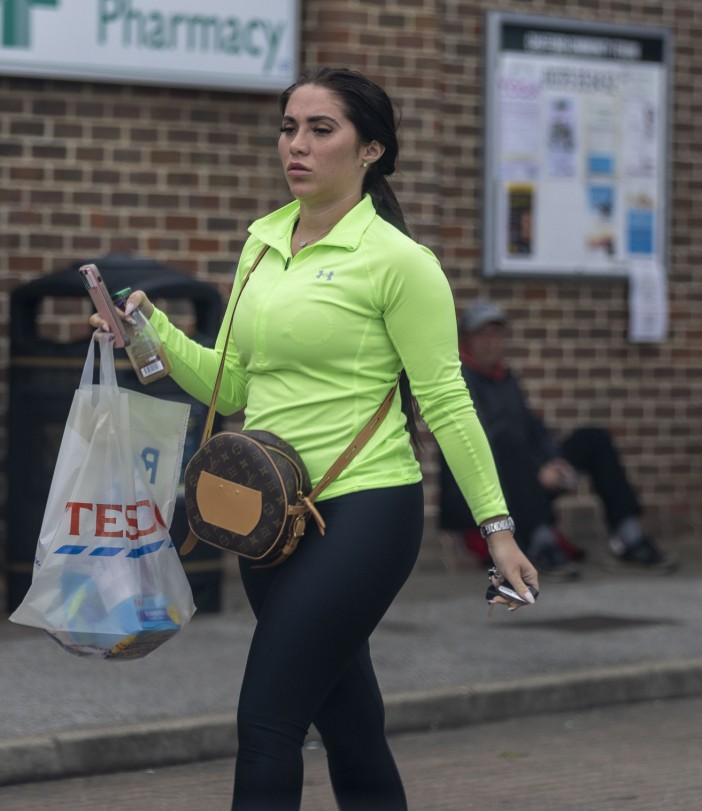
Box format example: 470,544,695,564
10,334,195,659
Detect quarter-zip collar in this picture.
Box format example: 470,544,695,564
248,194,377,260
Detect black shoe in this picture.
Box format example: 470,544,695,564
531,544,581,581
606,535,678,574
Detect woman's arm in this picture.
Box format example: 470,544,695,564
89,280,249,413
379,242,539,602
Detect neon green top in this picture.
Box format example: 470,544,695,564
150,195,507,522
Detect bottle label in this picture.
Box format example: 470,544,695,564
140,359,166,379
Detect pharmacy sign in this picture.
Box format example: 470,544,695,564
0,0,299,91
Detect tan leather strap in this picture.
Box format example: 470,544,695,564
249,382,398,567
181,245,269,557
307,383,398,503
200,245,270,445
180,529,198,557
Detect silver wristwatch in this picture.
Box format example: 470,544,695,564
479,516,516,539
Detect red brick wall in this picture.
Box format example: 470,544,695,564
1,0,700,581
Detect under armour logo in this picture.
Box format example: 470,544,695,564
316,270,334,281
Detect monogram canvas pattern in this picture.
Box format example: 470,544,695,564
184,430,311,560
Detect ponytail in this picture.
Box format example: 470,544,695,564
364,175,408,235
365,175,422,450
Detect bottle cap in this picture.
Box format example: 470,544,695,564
111,287,132,305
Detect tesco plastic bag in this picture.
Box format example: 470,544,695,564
10,334,195,659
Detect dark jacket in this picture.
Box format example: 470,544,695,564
439,361,559,530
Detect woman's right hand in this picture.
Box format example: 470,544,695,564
89,289,154,335
485,531,539,610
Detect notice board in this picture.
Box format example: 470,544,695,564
482,13,673,279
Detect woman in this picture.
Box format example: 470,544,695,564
92,68,538,811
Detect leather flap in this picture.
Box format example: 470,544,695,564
196,470,262,535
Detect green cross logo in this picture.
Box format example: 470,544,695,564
2,0,59,48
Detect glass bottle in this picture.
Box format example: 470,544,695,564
111,287,172,385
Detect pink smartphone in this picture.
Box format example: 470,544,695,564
79,263,130,348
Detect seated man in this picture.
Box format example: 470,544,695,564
439,299,676,578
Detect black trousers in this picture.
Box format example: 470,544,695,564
232,483,424,811
440,427,641,551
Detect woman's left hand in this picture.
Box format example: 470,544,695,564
485,531,539,611
88,289,154,335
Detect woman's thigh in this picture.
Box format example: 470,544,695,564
236,483,424,729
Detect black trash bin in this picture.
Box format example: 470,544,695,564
7,253,225,613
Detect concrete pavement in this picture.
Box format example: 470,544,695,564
4,697,702,810
1,534,700,787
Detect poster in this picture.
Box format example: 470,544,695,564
628,259,668,342
483,14,671,280
507,184,535,256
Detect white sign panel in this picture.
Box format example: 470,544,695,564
0,0,299,92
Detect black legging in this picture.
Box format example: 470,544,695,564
232,482,424,811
